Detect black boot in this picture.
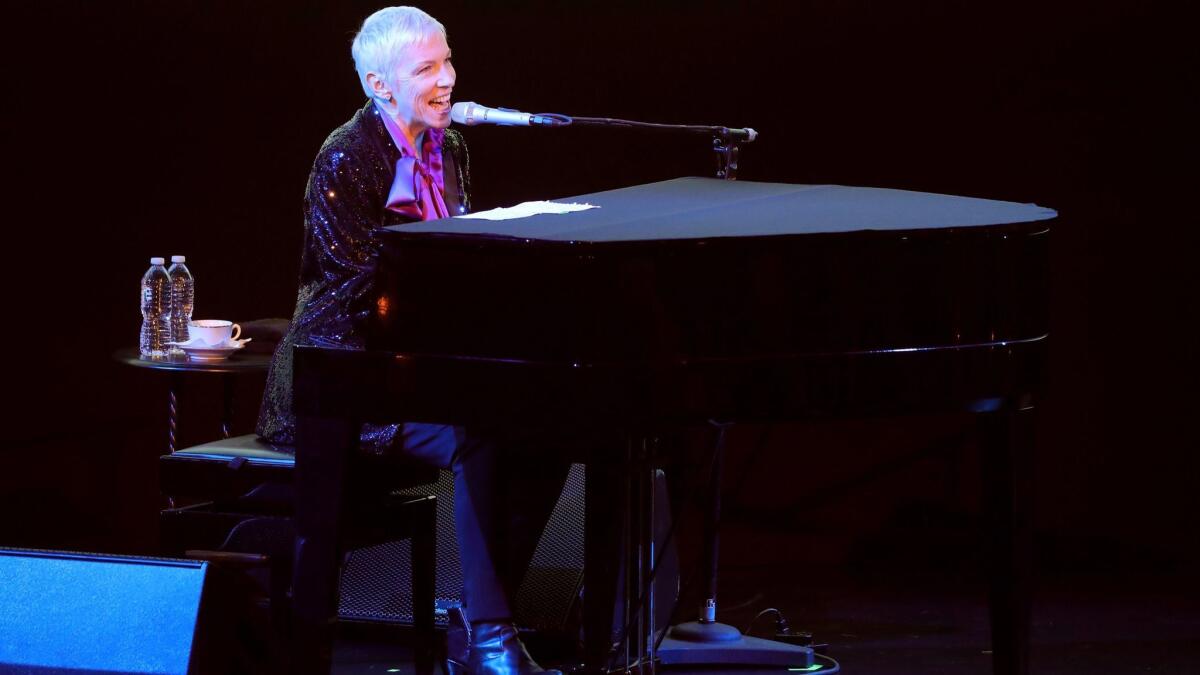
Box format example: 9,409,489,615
468,622,561,675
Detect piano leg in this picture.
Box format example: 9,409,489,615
581,436,664,674
627,437,661,675
292,413,357,675
977,401,1035,675
583,451,627,671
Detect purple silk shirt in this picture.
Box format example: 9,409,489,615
377,103,450,221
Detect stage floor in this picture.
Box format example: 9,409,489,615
326,567,1199,674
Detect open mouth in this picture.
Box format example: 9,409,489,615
429,93,451,113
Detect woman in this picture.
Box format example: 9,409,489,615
257,7,566,675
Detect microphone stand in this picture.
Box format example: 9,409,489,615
649,423,819,672
557,116,757,180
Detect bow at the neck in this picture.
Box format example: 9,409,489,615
386,155,448,220
377,105,448,221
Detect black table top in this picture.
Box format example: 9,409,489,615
113,347,271,374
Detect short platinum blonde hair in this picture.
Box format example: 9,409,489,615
351,6,447,97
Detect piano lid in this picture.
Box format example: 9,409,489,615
390,177,1057,243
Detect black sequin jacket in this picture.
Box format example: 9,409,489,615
256,100,471,452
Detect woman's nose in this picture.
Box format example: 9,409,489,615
438,65,456,88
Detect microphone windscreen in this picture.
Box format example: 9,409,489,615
450,101,474,125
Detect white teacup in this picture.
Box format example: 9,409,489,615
188,320,241,346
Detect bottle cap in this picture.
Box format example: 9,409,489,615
170,255,186,263
150,257,165,265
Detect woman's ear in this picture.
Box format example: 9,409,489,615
365,72,392,103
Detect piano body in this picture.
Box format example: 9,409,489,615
291,177,1055,675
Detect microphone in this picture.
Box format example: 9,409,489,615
450,101,561,127
719,126,758,143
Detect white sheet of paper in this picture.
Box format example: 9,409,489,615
457,200,599,221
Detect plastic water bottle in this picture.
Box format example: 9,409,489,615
139,257,171,358
167,255,195,350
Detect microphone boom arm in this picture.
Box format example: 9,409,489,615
455,101,757,181
563,116,757,181
566,116,757,143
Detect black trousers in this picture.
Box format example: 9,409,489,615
401,423,571,621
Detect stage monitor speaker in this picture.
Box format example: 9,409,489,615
337,463,678,636
0,548,207,675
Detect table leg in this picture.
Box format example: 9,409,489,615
221,374,235,438
168,371,183,454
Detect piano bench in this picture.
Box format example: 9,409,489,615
160,434,295,508
158,433,440,675
160,433,440,505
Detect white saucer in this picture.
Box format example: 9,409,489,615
167,337,252,361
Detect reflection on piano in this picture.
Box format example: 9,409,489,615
292,177,1054,675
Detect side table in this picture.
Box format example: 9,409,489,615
114,348,272,453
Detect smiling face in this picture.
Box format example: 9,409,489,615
384,34,456,140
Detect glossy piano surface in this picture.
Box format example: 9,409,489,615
372,178,1052,358
339,178,1054,430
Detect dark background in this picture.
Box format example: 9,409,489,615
2,0,1195,581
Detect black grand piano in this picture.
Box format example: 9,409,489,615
291,177,1054,675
